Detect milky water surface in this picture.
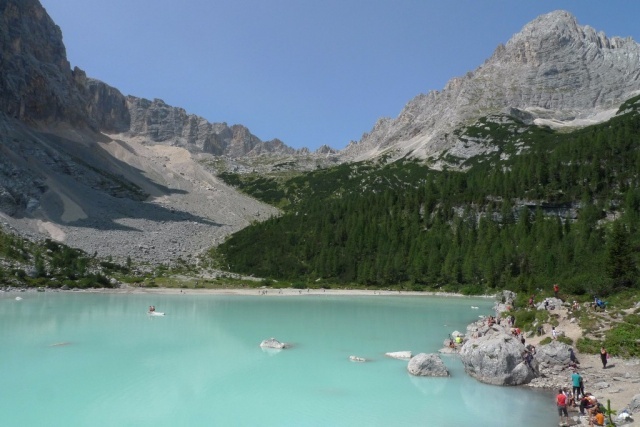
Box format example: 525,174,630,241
0,292,556,426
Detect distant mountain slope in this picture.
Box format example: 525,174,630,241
0,0,278,263
0,0,305,158
342,11,640,165
2,0,640,267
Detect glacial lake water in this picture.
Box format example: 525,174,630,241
0,292,556,426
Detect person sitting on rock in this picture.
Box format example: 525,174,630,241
589,407,605,426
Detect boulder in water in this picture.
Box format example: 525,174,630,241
459,332,538,385
407,353,450,377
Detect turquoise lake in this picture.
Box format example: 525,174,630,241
0,292,556,426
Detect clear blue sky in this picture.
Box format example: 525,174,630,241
40,0,640,151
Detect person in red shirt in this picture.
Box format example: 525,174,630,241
556,389,569,426
553,283,560,299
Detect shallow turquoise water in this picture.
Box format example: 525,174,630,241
0,292,555,426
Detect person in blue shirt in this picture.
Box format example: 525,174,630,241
571,371,582,401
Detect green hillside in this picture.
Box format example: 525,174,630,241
0,229,124,288
214,95,640,295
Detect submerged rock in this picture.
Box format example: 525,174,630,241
385,351,412,360
259,338,287,349
349,355,367,362
407,353,450,377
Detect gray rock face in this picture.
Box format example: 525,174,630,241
343,10,640,165
627,394,640,413
459,332,538,385
407,353,449,377
0,0,89,127
82,76,131,133
0,1,300,160
124,96,298,158
534,341,573,366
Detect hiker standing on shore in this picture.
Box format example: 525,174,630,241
571,371,582,400
553,283,559,299
556,389,569,426
600,346,608,369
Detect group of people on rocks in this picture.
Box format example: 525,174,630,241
555,343,611,426
557,368,607,426
528,285,611,426
447,333,464,350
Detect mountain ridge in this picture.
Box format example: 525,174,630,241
342,10,640,165
2,2,640,265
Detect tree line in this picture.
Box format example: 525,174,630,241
215,96,640,295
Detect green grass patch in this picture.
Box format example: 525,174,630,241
511,308,550,334
576,337,602,354
557,336,574,346
603,323,640,358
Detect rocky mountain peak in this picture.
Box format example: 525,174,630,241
343,10,640,164
497,10,632,66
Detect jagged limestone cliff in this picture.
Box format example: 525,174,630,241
343,11,640,165
0,0,279,264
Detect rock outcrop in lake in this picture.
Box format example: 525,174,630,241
407,353,450,377
459,332,539,385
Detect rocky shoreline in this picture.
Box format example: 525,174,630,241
443,291,640,426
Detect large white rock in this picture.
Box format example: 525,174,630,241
407,353,450,377
459,332,538,385
534,340,573,366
